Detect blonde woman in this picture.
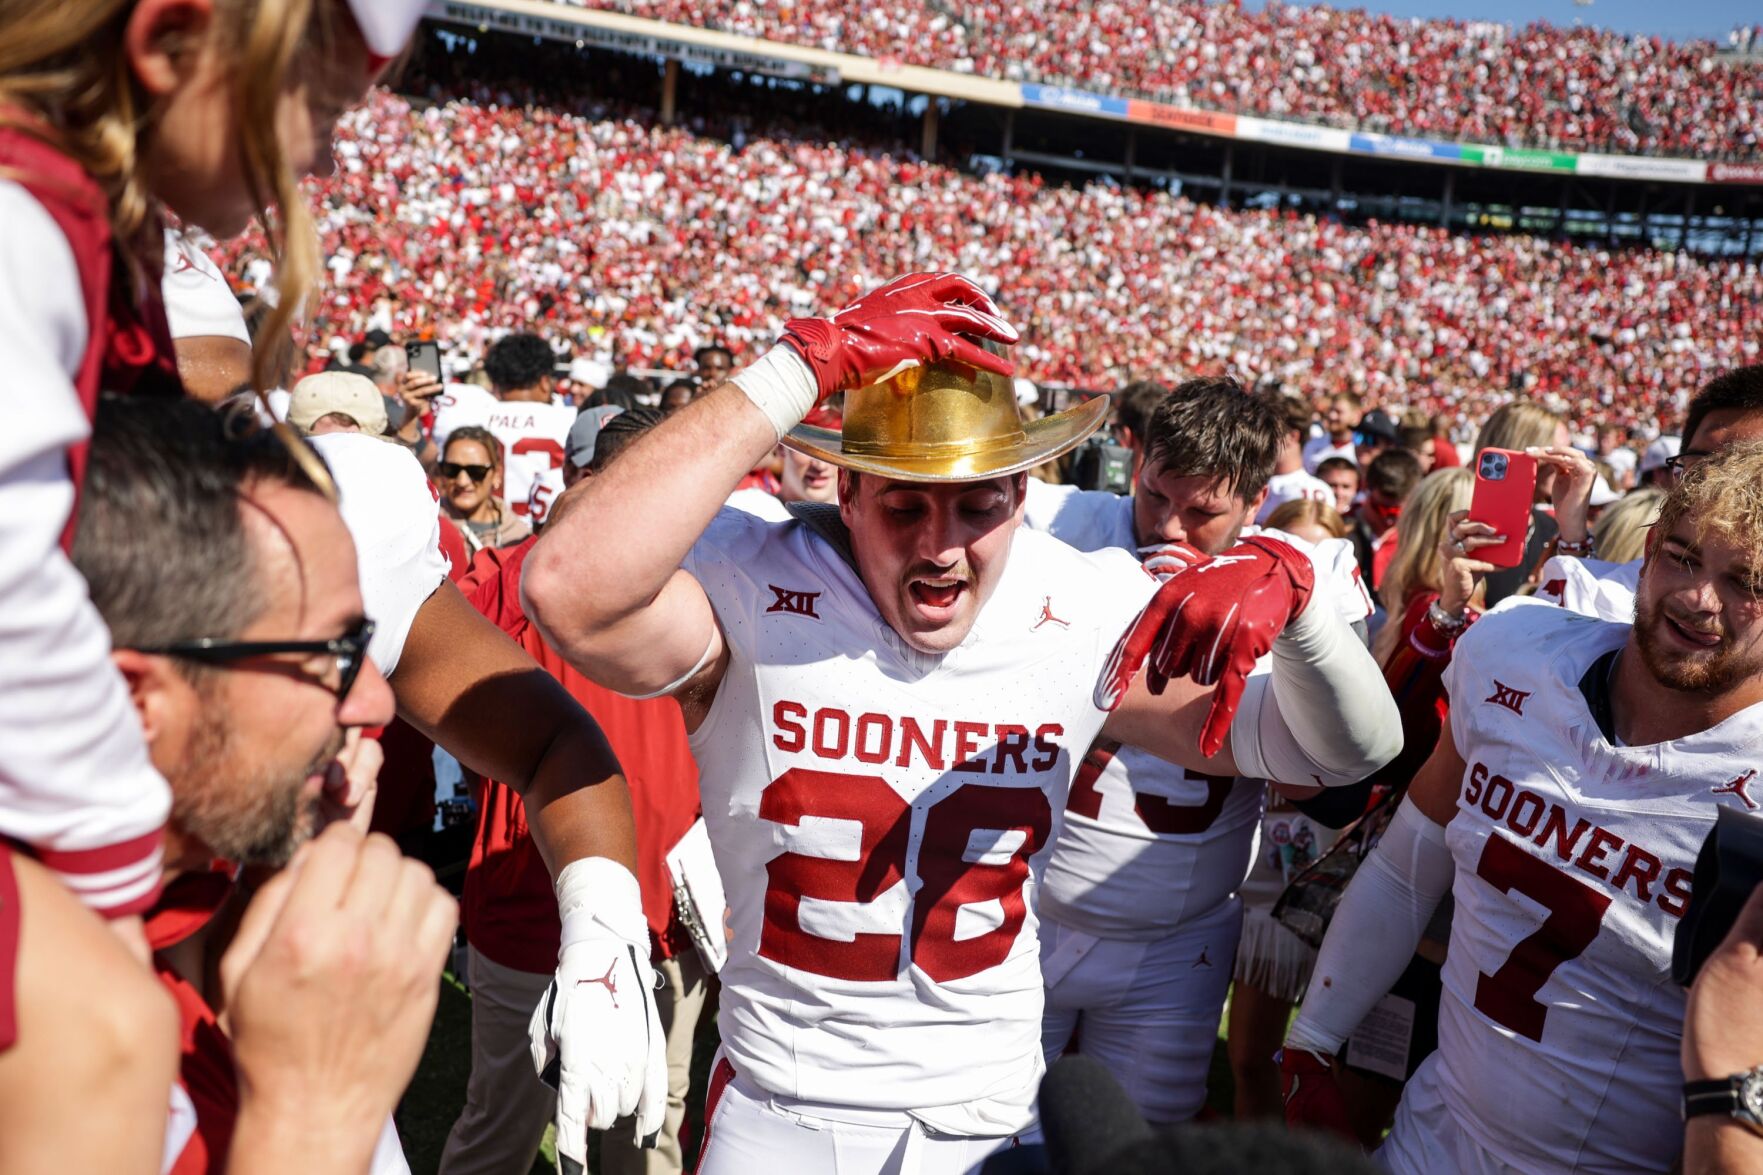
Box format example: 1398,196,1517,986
1472,402,1599,603
1592,487,1666,565
0,2,423,1171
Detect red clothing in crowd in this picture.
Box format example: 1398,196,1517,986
147,870,241,1175
0,120,182,542
459,538,700,972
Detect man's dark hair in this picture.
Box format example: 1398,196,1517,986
1365,447,1423,501
589,406,664,473
1397,423,1432,452
73,396,326,651
1261,390,1313,439
693,344,733,369
1683,364,1763,450
1114,380,1170,444
1316,455,1359,482
1142,376,1283,501
589,372,654,413
484,333,556,393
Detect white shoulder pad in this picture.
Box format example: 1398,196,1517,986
309,433,446,676
429,382,498,449
1533,555,1640,624
161,229,249,343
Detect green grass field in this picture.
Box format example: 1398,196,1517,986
394,974,1238,1174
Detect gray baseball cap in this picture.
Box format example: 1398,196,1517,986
567,405,625,468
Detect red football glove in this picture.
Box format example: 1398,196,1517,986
1136,540,1205,583
1095,535,1315,757
779,272,1018,401
1279,1047,1357,1142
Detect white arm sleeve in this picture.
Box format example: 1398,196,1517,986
1229,597,1403,787
1284,798,1455,1055
0,182,169,915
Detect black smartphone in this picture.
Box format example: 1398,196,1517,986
405,339,443,382
1674,806,1763,986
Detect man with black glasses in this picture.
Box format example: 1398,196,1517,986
66,396,451,1173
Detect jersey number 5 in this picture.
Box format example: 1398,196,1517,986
758,768,1051,983
1471,833,1613,1042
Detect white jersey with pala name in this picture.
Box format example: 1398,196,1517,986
680,509,1155,1135
431,383,576,524
1023,492,1373,939
1382,599,1753,1175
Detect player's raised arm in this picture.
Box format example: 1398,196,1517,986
1098,535,1402,784
524,273,1018,703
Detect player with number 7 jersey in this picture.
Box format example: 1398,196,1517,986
1283,441,1763,1173
524,273,1400,1173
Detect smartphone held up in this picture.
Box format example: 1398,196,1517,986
1467,447,1536,569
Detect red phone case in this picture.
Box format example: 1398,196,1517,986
1468,448,1537,569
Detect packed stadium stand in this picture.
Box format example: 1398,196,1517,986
554,0,1763,160
215,45,1760,438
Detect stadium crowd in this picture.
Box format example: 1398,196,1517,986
561,0,1763,160
14,3,1763,1175
214,84,1760,450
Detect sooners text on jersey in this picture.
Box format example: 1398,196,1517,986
1397,600,1752,1173
680,509,1153,1134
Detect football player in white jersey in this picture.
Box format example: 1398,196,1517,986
1022,379,1376,1125
431,333,578,525
1539,366,1763,625
1256,391,1336,526
525,272,1401,1174
1283,438,1763,1173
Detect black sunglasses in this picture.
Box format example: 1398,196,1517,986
137,617,376,701
438,462,493,482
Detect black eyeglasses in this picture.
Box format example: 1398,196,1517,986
438,462,493,482
1665,452,1706,480
137,617,376,701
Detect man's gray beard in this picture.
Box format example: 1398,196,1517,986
172,707,342,868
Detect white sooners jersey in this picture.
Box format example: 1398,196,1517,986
431,383,575,524
681,509,1153,1133
1027,508,1373,939
1401,599,1751,1173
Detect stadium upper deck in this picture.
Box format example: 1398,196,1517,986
544,0,1761,163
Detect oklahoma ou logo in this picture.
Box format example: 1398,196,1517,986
766,584,821,620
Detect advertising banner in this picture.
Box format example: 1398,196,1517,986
1463,145,1577,172
1348,133,1463,162
1576,154,1708,183
1709,162,1763,185
1019,84,1131,119
1123,100,1237,136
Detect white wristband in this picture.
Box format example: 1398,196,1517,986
731,344,819,440
554,857,649,956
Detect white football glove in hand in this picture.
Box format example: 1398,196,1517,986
529,858,666,1174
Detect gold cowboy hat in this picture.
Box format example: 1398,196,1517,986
781,341,1110,482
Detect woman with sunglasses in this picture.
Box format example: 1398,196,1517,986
438,427,531,556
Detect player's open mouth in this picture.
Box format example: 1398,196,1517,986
1666,614,1721,648
909,577,967,614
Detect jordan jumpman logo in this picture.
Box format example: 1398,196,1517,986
577,961,620,1007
